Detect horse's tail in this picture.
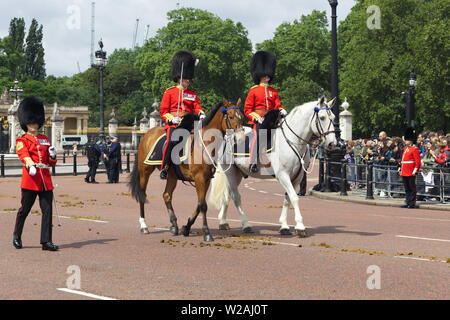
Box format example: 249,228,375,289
207,166,230,210
128,155,147,204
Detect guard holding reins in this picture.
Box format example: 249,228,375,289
244,51,287,173
159,50,206,179
13,97,59,251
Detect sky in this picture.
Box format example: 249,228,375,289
0,0,356,77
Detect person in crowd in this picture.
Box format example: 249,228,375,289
421,140,439,199
13,97,59,251
84,136,101,184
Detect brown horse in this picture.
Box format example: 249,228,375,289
129,98,244,242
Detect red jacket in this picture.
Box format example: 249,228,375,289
244,84,284,125
160,86,204,129
400,145,421,176
16,133,57,191
435,146,450,166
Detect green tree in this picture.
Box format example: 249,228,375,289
339,0,450,136
135,8,253,111
257,10,331,109
24,19,46,80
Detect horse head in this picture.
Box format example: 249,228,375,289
312,96,337,150
221,98,245,144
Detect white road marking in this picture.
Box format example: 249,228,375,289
370,214,450,223
394,256,446,263
57,288,117,300
396,235,450,243
273,193,285,197
58,215,109,223
259,190,268,194
249,187,256,191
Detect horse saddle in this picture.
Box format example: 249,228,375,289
231,126,276,157
143,133,191,166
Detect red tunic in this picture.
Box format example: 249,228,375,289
400,145,421,176
159,86,204,129
16,133,57,191
244,84,284,125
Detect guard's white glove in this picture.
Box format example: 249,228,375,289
49,146,57,159
29,165,37,176
171,117,181,125
257,117,265,124
199,114,206,120
412,168,417,176
280,109,288,117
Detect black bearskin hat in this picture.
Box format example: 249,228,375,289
404,126,417,144
250,51,276,84
171,50,197,82
18,96,45,132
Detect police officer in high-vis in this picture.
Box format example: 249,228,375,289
13,97,59,251
159,50,206,179
399,127,421,208
244,51,287,173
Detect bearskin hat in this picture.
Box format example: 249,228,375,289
171,50,197,82
250,51,276,84
18,96,45,132
404,126,417,144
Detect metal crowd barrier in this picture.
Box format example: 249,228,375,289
320,159,450,204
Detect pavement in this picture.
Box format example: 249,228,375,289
310,189,450,212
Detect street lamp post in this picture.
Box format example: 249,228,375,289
91,39,107,144
323,0,346,192
9,80,23,102
406,66,416,128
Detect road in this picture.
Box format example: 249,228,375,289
0,168,448,300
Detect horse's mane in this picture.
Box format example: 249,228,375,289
201,102,224,127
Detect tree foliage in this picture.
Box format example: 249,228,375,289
135,8,253,112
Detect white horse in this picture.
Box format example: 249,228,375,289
207,96,337,237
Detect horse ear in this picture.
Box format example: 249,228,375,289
327,97,337,108
223,97,229,106
236,98,241,107
319,95,325,106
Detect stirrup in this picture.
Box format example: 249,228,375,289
160,169,168,180
250,164,258,173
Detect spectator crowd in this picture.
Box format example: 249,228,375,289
343,130,450,200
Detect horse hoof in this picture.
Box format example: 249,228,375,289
140,228,150,234
181,226,190,237
170,226,179,236
295,229,307,238
280,228,292,236
243,227,253,234
219,223,230,230
204,234,214,242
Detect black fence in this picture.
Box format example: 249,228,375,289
317,157,450,204
0,151,136,178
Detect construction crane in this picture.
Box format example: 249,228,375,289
132,18,139,49
90,2,95,66
143,24,150,44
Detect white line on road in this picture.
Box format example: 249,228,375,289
394,256,446,263
58,215,109,223
396,235,450,243
57,288,117,300
370,214,450,223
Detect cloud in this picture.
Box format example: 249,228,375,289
0,0,355,77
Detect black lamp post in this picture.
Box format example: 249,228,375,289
321,0,346,192
406,66,416,128
91,39,107,144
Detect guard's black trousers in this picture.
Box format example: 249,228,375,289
402,175,417,207
14,188,53,244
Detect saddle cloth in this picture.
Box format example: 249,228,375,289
231,126,276,157
143,133,191,166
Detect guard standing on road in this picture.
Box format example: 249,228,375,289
103,136,112,182
244,51,287,173
106,136,121,183
13,97,59,251
159,50,206,179
399,127,421,208
84,136,101,183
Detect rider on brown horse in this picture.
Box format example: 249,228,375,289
159,50,206,179
244,51,287,173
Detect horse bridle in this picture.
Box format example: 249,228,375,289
221,106,245,133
